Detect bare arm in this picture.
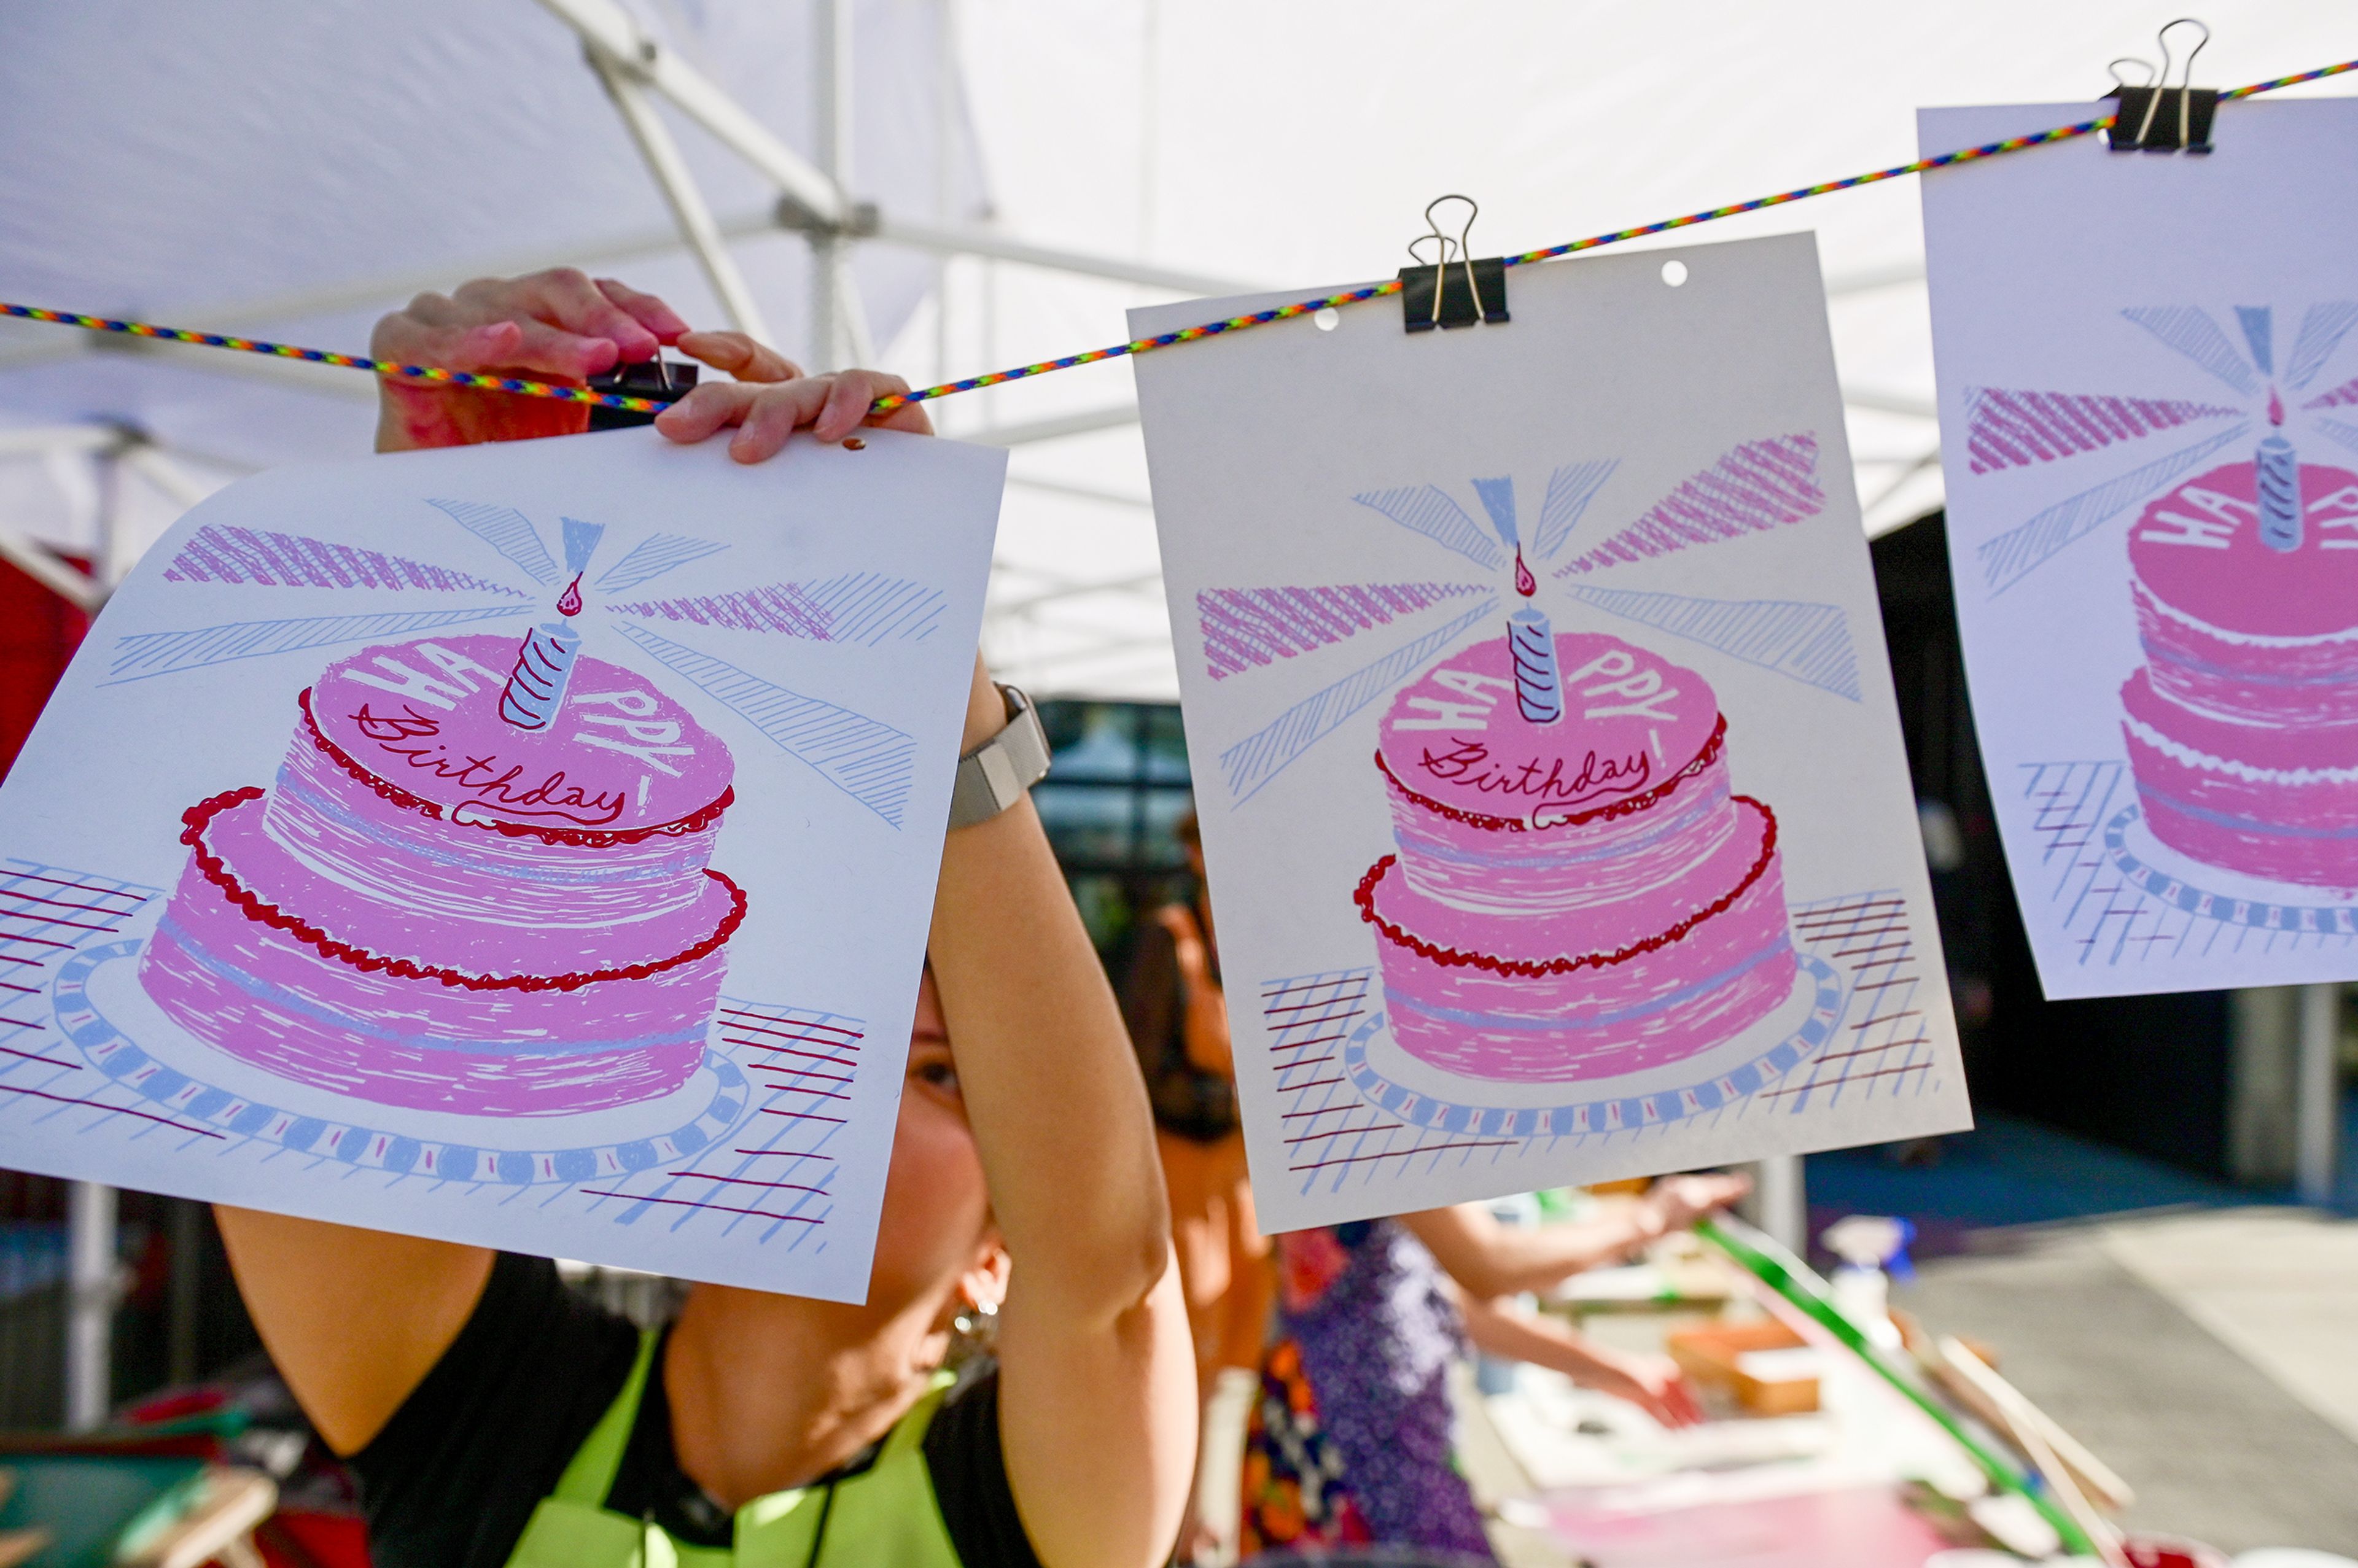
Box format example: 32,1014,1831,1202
225,273,1192,1559
1399,1173,1751,1300
930,663,1196,1568
1454,1289,1702,1429
1399,1201,1659,1301
213,271,699,1457
665,352,1197,1562
214,1211,491,1454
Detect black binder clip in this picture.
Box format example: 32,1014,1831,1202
1399,195,1509,333
2104,18,2216,153
586,357,699,430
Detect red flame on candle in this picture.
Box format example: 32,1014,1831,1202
1514,546,1536,598
2268,387,2285,427
556,575,584,616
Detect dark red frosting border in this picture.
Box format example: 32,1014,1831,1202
1376,713,1728,835
1355,794,1778,977
298,688,734,849
178,787,746,993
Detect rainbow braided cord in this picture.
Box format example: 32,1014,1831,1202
0,303,665,414
869,55,2354,414
2222,58,2358,97
867,113,2120,410
1498,115,2116,265
4,55,2351,421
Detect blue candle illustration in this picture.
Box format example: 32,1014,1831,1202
500,573,585,730
2257,386,2302,553
1506,548,1562,724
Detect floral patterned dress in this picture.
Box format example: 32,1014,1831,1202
1239,1219,1496,1562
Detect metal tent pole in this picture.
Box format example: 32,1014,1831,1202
1751,1154,1808,1256
586,48,774,343
933,0,957,392
2297,982,2341,1207
811,0,870,368
64,1180,116,1430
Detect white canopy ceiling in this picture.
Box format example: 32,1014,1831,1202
927,0,2355,697
0,0,981,575
2,0,2350,699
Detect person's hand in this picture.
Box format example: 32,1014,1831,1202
652,341,932,462
1641,1171,1752,1236
371,270,687,452
1581,1348,1706,1429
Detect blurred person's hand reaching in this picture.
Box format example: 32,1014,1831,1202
1636,1171,1753,1242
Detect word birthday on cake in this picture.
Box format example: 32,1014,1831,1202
0,425,1005,1303
1135,230,1969,1230
1924,92,2358,999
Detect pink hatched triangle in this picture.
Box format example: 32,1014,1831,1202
2305,375,2358,412
1554,435,1823,578
1198,582,1484,680
162,524,526,596
1965,386,2242,473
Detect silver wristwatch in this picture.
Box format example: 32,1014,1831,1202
947,682,1053,829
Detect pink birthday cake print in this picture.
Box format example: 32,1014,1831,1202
2120,428,2358,888
138,588,744,1116
1357,572,1794,1082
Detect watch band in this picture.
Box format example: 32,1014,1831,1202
947,682,1053,829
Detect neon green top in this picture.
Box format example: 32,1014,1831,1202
502,1331,967,1568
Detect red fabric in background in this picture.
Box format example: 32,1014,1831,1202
260,1511,373,1568
0,551,89,782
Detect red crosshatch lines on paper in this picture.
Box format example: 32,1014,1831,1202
0,862,192,1132
1259,969,1520,1186
583,1001,866,1240
1759,891,1933,1111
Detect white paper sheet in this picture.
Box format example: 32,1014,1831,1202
1133,234,1967,1231
0,426,1002,1303
1922,98,2358,999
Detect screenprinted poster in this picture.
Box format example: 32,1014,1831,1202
0,426,1002,1302
1923,98,2358,999
1134,233,1968,1230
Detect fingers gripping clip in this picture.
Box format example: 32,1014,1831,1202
2105,18,2217,153
585,357,700,429
1399,195,1509,334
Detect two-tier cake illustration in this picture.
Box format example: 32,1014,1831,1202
2119,429,2358,889
1358,583,1794,1082
138,581,744,1116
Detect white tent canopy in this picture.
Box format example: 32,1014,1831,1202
4,2,2349,697
927,0,2353,697
0,0,987,590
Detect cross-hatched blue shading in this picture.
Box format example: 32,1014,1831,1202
1533,460,1617,562
1566,586,1861,701
427,499,561,585
800,575,945,645
560,518,607,577
1351,485,1508,572
2286,302,2358,392
2120,307,2261,397
103,606,529,683
1975,426,2246,596
2314,418,2358,462
595,533,730,592
612,624,916,828
2234,306,2275,376
1217,599,1493,804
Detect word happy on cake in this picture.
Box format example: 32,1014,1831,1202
339,640,711,828
1394,647,1685,825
